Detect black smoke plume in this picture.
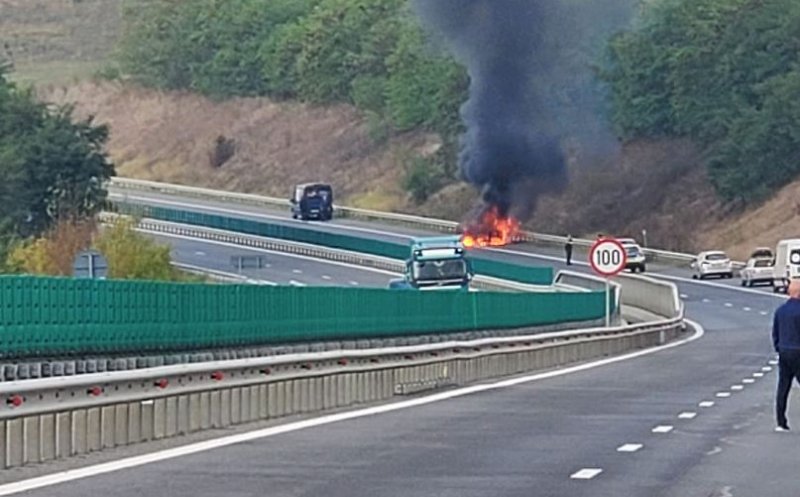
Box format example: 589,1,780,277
412,0,636,221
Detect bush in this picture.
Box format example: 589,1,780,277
402,156,446,203
95,218,176,281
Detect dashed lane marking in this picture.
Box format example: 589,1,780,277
716,392,732,398
288,280,306,287
699,401,715,408
742,379,755,384
702,298,711,303
762,366,773,372
680,294,688,299
0,321,705,497
678,412,697,419
652,425,674,434
616,444,643,453
349,281,360,286
760,311,769,316
321,275,332,280
769,360,779,365
743,307,751,311
753,372,765,378
292,269,303,274
730,385,744,391
725,303,733,308
571,468,603,480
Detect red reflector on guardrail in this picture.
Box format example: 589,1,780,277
6,395,23,407
210,371,224,381
88,386,104,397
337,359,348,366
260,368,272,375
154,379,168,389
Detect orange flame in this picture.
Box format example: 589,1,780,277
460,207,521,248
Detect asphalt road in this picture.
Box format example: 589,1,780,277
19,189,787,496
146,232,397,288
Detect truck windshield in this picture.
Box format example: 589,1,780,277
412,259,468,282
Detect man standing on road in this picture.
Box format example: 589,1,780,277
773,279,800,431
565,236,574,265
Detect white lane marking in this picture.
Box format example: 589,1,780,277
762,366,773,372
617,443,643,453
769,360,779,365
753,372,765,378
678,412,697,419
716,392,732,398
292,269,303,274
321,275,332,280
725,303,733,308
194,251,206,256
170,263,277,286
112,193,416,241
743,307,751,312
0,321,705,496
707,446,722,456
652,425,674,434
742,378,755,384
288,280,306,287
730,385,744,391
702,298,711,303
349,281,360,286
760,311,769,316
139,231,400,277
571,468,603,480
699,401,715,408
680,294,688,299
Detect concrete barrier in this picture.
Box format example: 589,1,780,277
0,317,686,469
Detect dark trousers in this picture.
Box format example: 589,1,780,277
565,247,573,265
776,349,800,427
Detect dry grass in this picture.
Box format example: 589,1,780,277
1,0,122,85
35,78,799,257
40,81,433,207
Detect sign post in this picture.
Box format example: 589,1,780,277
589,238,627,327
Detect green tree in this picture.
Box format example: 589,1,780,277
0,64,114,247
95,218,175,280
603,0,800,202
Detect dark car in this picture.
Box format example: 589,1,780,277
290,183,333,221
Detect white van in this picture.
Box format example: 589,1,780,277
772,239,800,293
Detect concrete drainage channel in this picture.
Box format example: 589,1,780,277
0,317,687,470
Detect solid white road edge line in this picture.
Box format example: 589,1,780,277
0,320,705,496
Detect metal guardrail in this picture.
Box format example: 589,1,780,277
0,314,685,468
108,177,732,266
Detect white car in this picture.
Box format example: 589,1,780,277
740,258,774,287
691,251,734,280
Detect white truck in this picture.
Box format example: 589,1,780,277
772,239,800,293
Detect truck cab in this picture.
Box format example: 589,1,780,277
773,239,800,293
389,236,473,291
291,183,333,221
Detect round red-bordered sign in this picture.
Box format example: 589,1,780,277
589,238,628,277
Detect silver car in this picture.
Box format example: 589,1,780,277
740,257,774,287
691,251,734,280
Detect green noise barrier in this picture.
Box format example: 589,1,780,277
110,202,553,285
0,276,605,358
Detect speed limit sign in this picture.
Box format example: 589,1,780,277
589,238,627,277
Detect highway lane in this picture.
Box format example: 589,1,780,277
111,187,779,296
146,232,397,288
6,286,785,497
81,188,792,495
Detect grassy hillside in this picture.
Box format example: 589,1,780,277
0,0,123,85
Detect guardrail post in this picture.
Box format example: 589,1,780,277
127,402,141,444
56,412,69,460
140,402,154,442
229,388,240,426
153,399,167,439
115,405,129,445
7,418,23,467
23,416,40,465
200,392,211,429
165,397,178,437
87,408,101,452
40,414,55,462
210,391,222,428
101,406,116,448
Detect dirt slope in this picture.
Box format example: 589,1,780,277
39,81,800,260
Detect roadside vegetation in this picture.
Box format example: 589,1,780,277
0,64,184,280
113,0,466,202
603,0,800,204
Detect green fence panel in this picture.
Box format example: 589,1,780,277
0,276,605,358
